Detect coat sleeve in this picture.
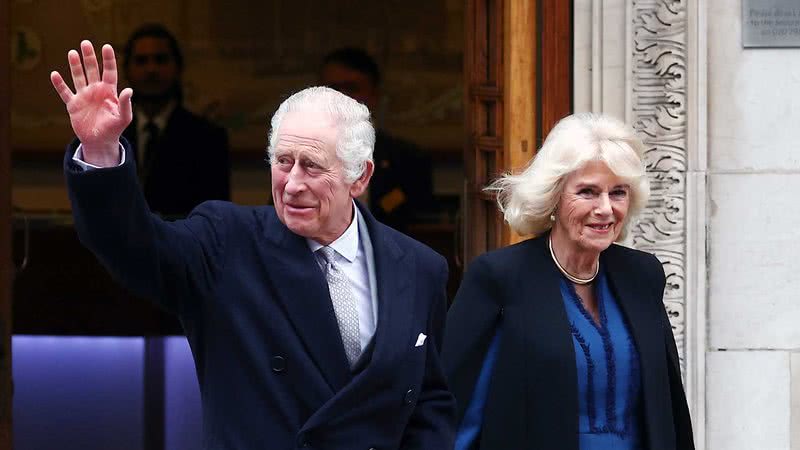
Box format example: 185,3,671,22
453,328,502,450
65,137,228,317
400,255,458,450
442,256,504,425
651,254,696,450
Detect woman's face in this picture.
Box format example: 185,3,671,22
554,160,631,253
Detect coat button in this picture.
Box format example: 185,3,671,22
271,356,286,373
404,388,415,405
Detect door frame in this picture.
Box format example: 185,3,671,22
463,0,572,260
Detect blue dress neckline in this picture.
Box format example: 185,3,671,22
560,269,644,450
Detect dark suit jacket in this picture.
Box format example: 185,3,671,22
64,139,456,450
443,235,694,450
123,106,230,217
369,131,433,233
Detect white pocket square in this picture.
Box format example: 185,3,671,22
415,333,427,347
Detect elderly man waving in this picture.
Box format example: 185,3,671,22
50,40,455,450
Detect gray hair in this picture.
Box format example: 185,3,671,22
487,112,649,240
267,86,375,183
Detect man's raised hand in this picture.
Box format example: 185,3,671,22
50,40,133,167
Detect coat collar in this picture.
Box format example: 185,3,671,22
355,200,413,371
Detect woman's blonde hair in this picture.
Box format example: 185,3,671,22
487,113,649,240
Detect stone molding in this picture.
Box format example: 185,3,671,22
630,0,689,368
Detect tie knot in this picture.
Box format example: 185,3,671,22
317,246,336,265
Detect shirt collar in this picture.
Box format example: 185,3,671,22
306,201,360,263
135,100,177,135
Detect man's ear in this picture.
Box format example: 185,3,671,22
350,160,374,198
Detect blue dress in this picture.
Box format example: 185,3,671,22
561,270,643,450
454,269,644,450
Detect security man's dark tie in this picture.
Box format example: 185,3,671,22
140,121,159,185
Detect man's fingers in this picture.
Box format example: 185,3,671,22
81,40,101,84
68,49,87,91
100,44,118,88
119,88,134,125
50,71,74,105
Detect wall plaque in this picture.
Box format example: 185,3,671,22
743,0,800,48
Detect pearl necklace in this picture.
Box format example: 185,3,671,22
548,236,598,285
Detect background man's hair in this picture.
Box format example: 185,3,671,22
321,47,381,86
122,23,184,71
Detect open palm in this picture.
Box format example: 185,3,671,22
51,40,133,166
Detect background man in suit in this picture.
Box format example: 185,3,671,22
122,24,230,217
50,40,455,449
320,48,434,234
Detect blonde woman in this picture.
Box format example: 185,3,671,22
443,113,694,450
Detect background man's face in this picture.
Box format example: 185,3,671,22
320,63,379,112
126,37,180,101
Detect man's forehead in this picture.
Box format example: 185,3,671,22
276,110,338,153
279,110,337,133
274,133,328,150
132,37,172,53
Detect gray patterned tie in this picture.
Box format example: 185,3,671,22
317,246,361,366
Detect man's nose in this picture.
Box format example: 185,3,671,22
284,163,306,194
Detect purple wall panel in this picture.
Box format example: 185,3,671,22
12,336,145,450
164,336,203,450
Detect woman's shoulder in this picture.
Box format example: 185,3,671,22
604,243,665,279
605,242,660,262
472,235,548,269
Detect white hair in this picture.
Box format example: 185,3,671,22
267,86,375,183
487,112,650,239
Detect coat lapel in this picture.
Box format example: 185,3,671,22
358,202,414,370
517,237,580,450
601,245,675,450
256,209,352,393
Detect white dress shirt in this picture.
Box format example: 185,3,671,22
71,144,126,170
307,204,378,352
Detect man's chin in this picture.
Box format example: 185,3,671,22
283,219,317,239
